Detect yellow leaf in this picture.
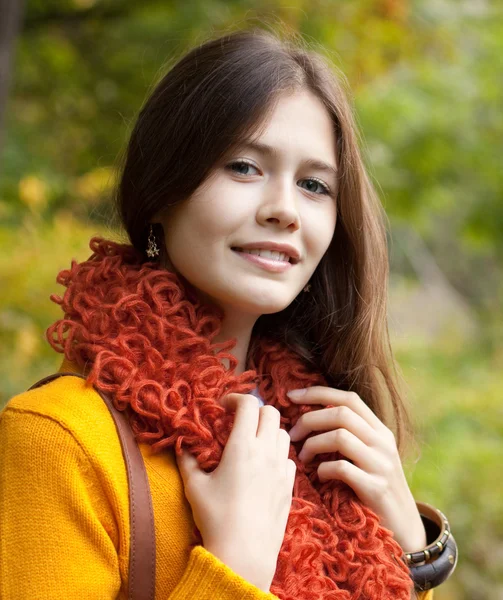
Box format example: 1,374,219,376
72,166,115,204
19,175,47,212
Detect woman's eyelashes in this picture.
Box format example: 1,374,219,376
225,159,333,197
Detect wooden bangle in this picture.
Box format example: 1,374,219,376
404,501,451,565
403,501,459,592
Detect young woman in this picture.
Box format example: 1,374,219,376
0,27,457,599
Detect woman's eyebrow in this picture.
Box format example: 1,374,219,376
238,140,338,178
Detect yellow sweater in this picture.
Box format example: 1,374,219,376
0,358,434,599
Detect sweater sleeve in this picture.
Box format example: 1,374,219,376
0,406,279,600
167,545,279,599
0,407,123,598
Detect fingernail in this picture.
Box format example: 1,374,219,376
287,388,306,399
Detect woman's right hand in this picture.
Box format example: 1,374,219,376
175,392,297,593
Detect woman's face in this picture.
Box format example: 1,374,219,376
158,89,338,319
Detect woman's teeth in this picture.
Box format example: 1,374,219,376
233,248,290,262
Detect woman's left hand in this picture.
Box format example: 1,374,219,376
286,386,427,554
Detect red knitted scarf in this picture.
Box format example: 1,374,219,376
46,236,414,599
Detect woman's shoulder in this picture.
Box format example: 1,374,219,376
3,358,114,439
1,358,126,481
1,358,182,498
0,357,131,540
0,360,133,597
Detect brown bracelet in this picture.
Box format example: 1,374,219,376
404,501,459,591
404,501,451,564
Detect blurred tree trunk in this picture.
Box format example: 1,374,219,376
0,0,25,177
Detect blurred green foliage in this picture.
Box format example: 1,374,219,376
1,1,502,598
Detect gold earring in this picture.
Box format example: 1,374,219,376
146,224,160,258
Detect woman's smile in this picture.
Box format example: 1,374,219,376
231,247,294,273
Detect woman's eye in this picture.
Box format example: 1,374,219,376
226,160,259,176
300,178,331,196
226,160,332,197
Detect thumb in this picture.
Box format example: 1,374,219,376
176,447,203,484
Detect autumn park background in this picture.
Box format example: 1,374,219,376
0,1,502,598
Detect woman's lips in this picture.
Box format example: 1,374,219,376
231,248,294,273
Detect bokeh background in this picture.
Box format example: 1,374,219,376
1,1,502,598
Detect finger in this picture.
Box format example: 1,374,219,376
290,406,378,447
176,448,206,487
220,392,260,443
317,459,365,490
298,429,373,470
286,458,297,490
288,386,385,431
256,405,281,440
277,427,291,463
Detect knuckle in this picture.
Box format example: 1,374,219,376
332,428,346,443
385,427,397,445
328,406,340,418
338,405,352,419
329,406,346,422
347,391,360,403
335,459,350,474
375,477,389,498
244,394,261,406
330,427,348,444
381,459,394,477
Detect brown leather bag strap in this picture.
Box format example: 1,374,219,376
28,372,156,600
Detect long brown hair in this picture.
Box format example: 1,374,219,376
111,26,420,462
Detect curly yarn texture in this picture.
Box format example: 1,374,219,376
46,236,415,599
